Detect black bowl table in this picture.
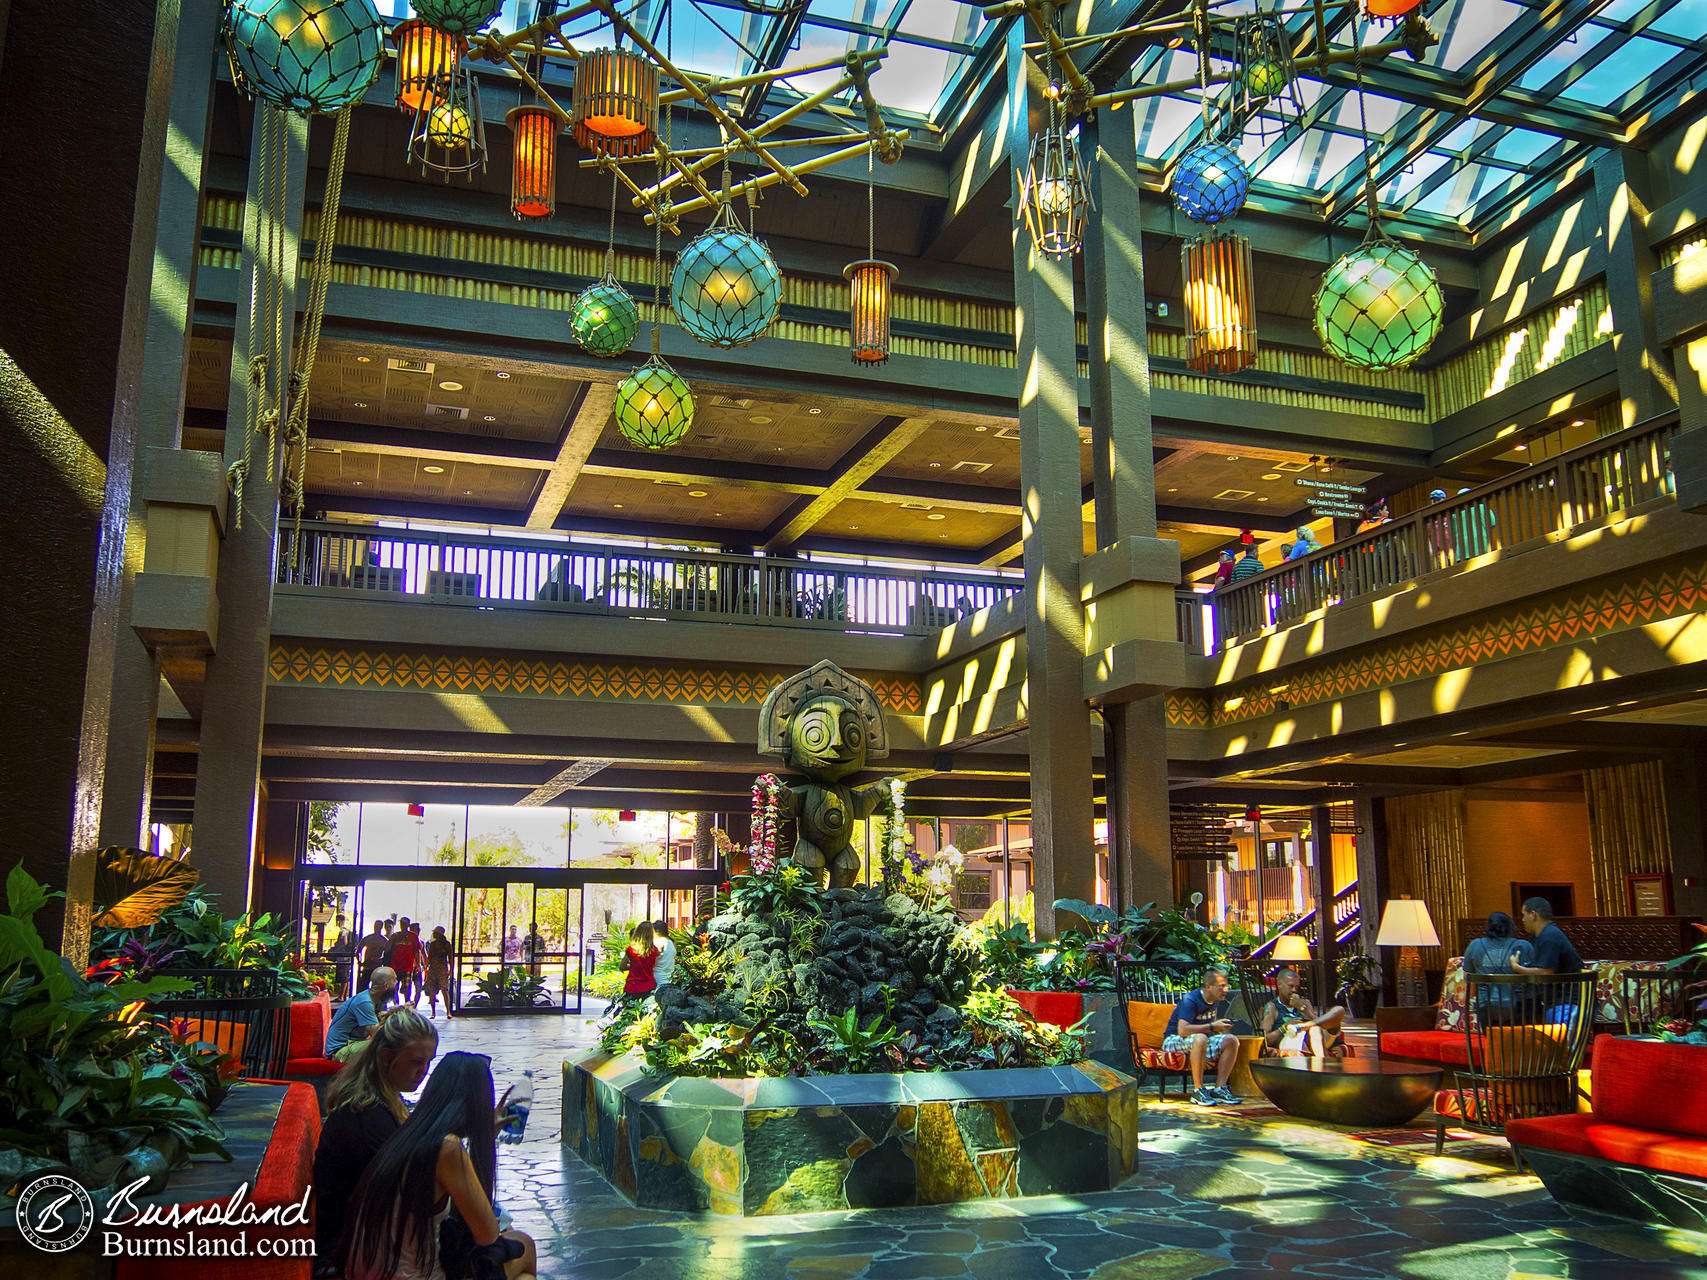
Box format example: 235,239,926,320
1250,1057,1443,1128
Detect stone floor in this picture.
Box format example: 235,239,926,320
418,1010,1707,1280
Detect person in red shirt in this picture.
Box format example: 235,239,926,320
620,921,659,1003
389,916,422,1008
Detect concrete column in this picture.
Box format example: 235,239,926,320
1594,149,1676,431
1660,751,1707,920
100,0,222,849
191,108,308,910
1081,101,1179,913
1353,796,1392,1002
1309,804,1336,1003
1008,28,1095,938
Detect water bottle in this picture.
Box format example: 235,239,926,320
500,1070,533,1145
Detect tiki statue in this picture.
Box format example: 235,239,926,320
757,661,891,888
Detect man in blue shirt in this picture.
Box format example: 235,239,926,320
1164,967,1242,1106
326,966,397,1061
1512,898,1583,1024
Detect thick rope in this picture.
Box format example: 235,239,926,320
286,105,355,553
228,104,282,528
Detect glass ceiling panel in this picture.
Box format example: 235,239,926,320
1420,0,1530,71
1651,0,1707,39
1565,35,1685,107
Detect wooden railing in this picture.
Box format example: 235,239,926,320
1213,417,1678,645
277,521,1025,637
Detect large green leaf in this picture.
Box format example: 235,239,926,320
92,847,199,928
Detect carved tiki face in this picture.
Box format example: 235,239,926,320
785,693,868,782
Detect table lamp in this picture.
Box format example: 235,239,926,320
1271,934,1313,994
1375,896,1439,1007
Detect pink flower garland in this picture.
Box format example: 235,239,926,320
750,774,785,874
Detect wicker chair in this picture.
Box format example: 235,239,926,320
1433,972,1597,1158
1114,963,1201,1098
144,968,293,1081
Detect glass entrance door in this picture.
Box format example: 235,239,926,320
451,883,575,1014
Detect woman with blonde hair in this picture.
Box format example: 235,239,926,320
619,920,658,1001
312,1008,439,1273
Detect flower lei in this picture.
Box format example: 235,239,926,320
749,774,787,875
877,778,919,888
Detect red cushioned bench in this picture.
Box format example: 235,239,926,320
283,992,343,1102
1505,1034,1707,1234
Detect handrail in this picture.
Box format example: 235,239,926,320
279,520,1211,647
1213,417,1679,645
277,520,1026,638
1245,882,1361,963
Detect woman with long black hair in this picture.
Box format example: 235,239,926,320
341,1051,537,1280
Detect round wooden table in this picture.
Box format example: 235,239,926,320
1250,1057,1443,1127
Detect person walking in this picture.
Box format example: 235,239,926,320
502,925,524,969
423,925,453,1018
311,1008,438,1273
619,921,659,1006
524,921,546,981
341,1051,537,1280
1229,545,1264,582
389,917,421,1008
358,920,390,993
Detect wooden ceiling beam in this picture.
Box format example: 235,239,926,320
764,416,933,548
527,380,620,530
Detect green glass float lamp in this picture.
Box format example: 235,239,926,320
615,333,695,451
1171,141,1251,225
670,202,782,348
1314,238,1443,371
224,0,387,114
570,261,640,358
410,0,504,35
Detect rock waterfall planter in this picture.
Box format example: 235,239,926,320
562,1052,1139,1215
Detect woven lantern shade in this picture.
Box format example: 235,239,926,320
1314,239,1443,371
1233,14,1304,143
411,0,503,35
844,260,898,366
573,48,658,141
573,120,654,158
409,63,486,177
224,0,386,115
615,355,695,450
506,104,564,220
1172,141,1251,224
393,18,461,113
1364,0,1425,15
570,277,640,357
1018,122,1092,259
670,203,782,348
1182,228,1257,376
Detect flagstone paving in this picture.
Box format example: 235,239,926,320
419,1012,1707,1280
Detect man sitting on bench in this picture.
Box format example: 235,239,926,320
1164,967,1242,1106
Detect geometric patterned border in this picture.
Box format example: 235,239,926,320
268,645,925,714
1206,553,1707,727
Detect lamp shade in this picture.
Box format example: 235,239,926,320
1171,141,1250,225
410,0,503,35
393,18,461,113
1019,123,1092,259
1272,934,1313,962
1374,897,1440,947
224,0,387,115
670,206,783,348
573,47,658,141
1182,228,1257,376
569,278,640,357
614,355,694,450
1315,240,1443,371
506,104,564,220
1364,0,1426,15
844,259,898,365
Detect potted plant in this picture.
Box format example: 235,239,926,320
1336,952,1382,1019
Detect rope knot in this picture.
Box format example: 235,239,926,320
248,354,268,385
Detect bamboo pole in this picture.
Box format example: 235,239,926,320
1087,33,1423,109
644,135,907,225
658,48,887,103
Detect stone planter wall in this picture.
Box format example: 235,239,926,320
562,1052,1138,1216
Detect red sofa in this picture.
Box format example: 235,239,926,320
1506,1035,1707,1233
284,991,343,1095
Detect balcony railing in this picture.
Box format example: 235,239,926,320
1213,417,1679,645
278,521,1027,637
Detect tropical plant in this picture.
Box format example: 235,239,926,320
1336,953,1382,992
0,864,229,1191
468,965,547,1008
91,891,316,1000
1656,922,1707,1043
91,846,199,929
805,1009,903,1072
975,919,1047,990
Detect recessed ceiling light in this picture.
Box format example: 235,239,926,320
939,533,948,538
614,503,624,508
929,462,941,468
423,465,445,474
1257,496,1268,502
750,415,773,424
494,371,511,379
483,414,497,422
1166,487,1178,493
806,407,822,414
1226,455,1240,461
688,490,708,498
354,401,368,408
353,480,362,485
1571,419,1586,427
355,355,371,363
849,524,859,529
1319,465,1332,473
438,380,463,391
463,489,471,495
974,426,987,432
1514,444,1528,451
715,512,724,517
926,513,946,521
1261,473,1281,481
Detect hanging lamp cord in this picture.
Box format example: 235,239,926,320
1351,13,1385,240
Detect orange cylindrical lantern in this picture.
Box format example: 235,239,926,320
507,104,564,220
394,20,464,113
573,48,658,141
1182,228,1258,376
844,259,898,365
1363,0,1425,16
572,119,654,159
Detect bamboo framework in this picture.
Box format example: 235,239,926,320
465,0,907,231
